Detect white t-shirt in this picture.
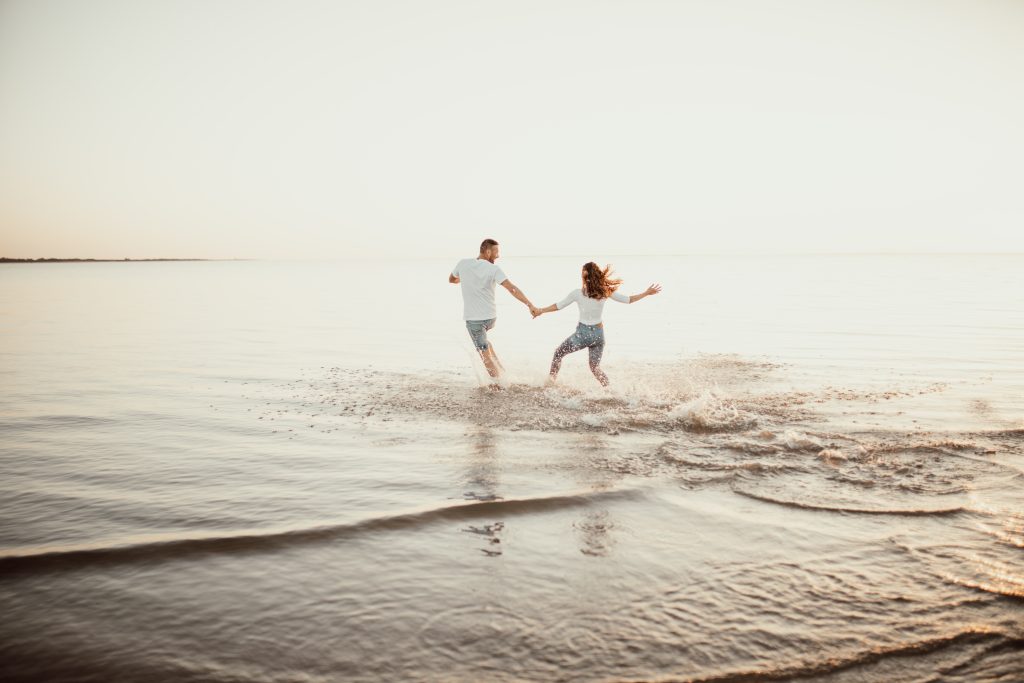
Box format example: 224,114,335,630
452,258,508,321
556,288,629,325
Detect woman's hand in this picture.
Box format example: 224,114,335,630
532,304,556,318
645,283,662,297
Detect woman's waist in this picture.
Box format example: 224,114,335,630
575,321,604,329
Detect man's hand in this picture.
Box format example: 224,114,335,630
501,279,536,313
449,274,460,284
529,305,541,318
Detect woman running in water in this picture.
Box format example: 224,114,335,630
533,262,661,386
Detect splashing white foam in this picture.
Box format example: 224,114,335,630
559,396,585,410
668,391,755,432
817,448,847,464
781,430,823,451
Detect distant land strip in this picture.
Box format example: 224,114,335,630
1,258,246,263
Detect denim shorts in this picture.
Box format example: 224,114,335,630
557,323,605,358
465,318,496,351
564,322,604,349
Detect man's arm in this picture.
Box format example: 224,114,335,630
449,273,460,284
500,279,538,315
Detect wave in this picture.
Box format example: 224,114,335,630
0,414,117,431
659,455,793,474
731,487,966,516
943,552,1024,600
974,428,1024,439
872,438,981,454
987,526,1024,549
0,488,642,574
653,628,1018,683
945,576,1024,600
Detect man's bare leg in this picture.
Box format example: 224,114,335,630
487,343,506,375
478,348,502,379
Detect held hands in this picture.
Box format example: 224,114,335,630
530,304,549,319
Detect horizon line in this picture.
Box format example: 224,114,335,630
3,251,1022,263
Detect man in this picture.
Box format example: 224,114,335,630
450,238,537,380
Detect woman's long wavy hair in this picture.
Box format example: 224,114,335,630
581,262,623,300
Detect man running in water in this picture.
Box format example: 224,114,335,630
450,239,538,380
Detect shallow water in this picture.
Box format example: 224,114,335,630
1,255,1022,682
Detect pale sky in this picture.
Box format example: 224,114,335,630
1,0,1022,259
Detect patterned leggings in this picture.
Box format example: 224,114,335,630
549,323,609,386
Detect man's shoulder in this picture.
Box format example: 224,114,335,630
476,259,505,277
457,258,505,279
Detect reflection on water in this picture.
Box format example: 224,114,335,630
574,508,615,557
465,428,502,501
1,256,1022,682
461,429,505,556
566,435,621,558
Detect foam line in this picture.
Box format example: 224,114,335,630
629,628,1017,683
732,488,966,516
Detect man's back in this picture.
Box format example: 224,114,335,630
453,257,507,321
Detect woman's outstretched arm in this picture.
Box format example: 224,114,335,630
533,290,579,318
625,283,662,304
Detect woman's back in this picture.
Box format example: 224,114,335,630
556,288,629,325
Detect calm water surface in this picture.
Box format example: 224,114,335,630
1,255,1022,682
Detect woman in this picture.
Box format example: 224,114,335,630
533,262,661,386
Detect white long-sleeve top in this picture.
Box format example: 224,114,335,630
556,288,630,325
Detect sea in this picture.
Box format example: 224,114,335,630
1,254,1022,682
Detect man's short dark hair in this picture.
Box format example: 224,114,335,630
480,238,499,252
